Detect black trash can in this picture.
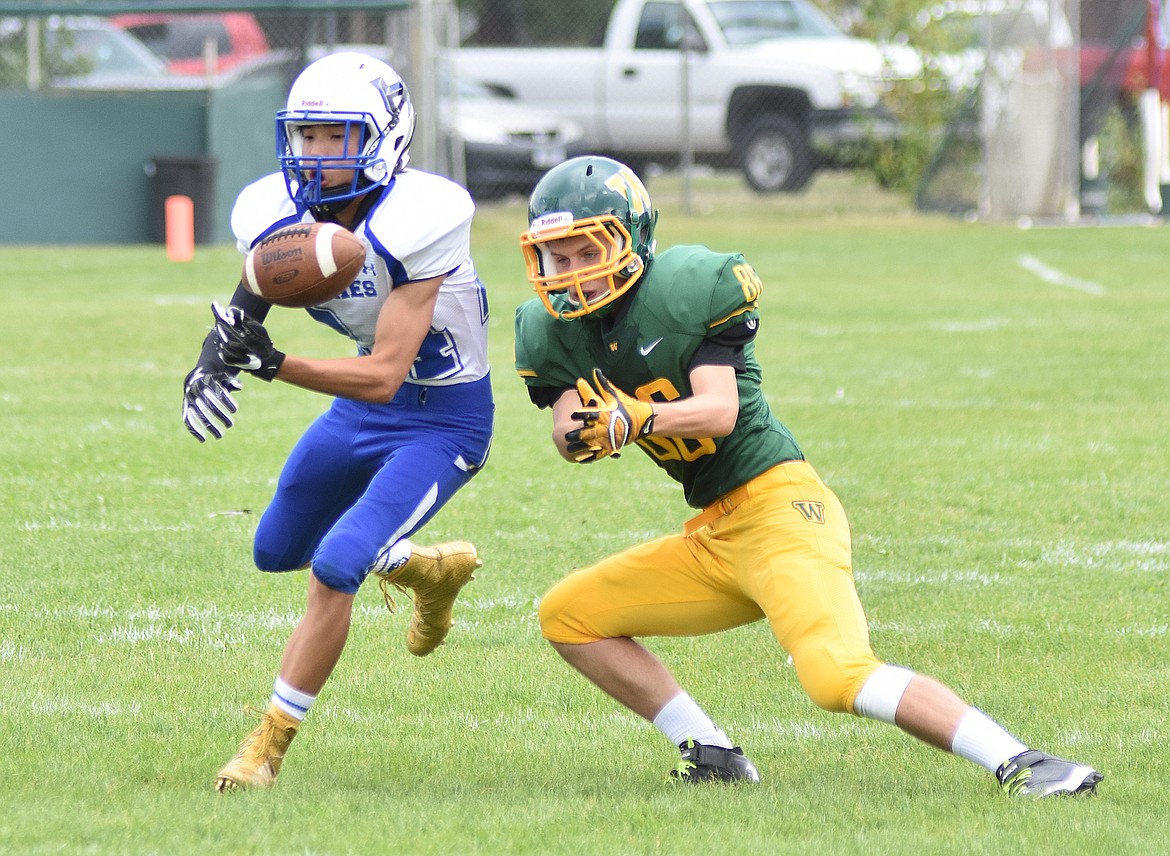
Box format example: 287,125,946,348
146,155,217,245
1079,173,1108,218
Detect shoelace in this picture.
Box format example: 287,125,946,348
231,706,279,758
1001,768,1032,796
378,575,447,621
378,577,409,614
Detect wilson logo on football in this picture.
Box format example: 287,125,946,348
261,248,305,266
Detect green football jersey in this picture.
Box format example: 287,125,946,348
515,244,803,508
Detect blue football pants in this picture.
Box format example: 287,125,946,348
253,376,493,594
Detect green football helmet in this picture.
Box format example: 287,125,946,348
521,156,658,320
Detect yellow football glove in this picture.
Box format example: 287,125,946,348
566,369,655,462
564,377,608,463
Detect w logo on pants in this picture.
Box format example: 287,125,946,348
792,500,826,524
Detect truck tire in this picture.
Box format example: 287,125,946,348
739,115,814,193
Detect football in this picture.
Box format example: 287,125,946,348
241,222,366,308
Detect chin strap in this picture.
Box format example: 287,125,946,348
310,177,388,221
310,197,357,220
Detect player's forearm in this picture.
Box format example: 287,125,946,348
275,353,408,403
645,393,737,439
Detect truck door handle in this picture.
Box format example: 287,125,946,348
622,67,638,77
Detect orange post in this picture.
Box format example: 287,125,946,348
165,194,195,262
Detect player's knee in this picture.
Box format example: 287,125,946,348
791,646,882,713
537,582,568,637
538,576,591,642
253,518,314,573
253,543,306,573
307,537,364,595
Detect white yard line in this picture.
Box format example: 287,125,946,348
1017,254,1106,295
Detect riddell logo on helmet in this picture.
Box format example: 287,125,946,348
530,212,574,239
298,100,327,108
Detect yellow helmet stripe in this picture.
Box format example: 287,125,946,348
604,166,651,217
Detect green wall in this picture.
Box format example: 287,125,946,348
207,73,290,245
0,73,287,245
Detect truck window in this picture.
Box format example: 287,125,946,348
461,0,611,48
169,22,231,58
707,0,842,46
126,20,231,59
635,2,704,51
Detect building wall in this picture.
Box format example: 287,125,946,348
0,74,287,245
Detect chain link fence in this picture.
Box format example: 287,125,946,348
915,0,1169,220
1,0,1167,242
0,6,442,160
0,3,469,242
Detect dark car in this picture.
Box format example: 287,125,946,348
443,74,585,200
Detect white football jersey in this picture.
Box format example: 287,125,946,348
231,170,490,386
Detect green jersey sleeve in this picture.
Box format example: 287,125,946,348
514,299,582,392
704,252,763,339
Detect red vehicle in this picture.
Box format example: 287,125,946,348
110,12,270,76
918,0,1170,101
1081,6,1170,102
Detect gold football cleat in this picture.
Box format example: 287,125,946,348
215,707,299,793
377,541,481,656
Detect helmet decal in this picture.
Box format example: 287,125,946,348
604,167,651,217
371,76,404,118
528,211,576,239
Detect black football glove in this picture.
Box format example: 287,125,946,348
566,369,655,462
182,366,242,442
212,301,285,382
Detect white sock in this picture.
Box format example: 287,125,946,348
651,692,734,749
271,676,316,722
853,664,916,724
950,708,1028,772
369,539,414,575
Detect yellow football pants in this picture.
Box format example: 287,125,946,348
539,460,883,713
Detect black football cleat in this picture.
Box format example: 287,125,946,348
668,740,761,784
996,750,1102,798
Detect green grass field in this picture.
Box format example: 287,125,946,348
2,173,1167,854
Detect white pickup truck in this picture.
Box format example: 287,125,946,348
450,0,907,192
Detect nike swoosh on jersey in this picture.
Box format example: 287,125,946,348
639,337,664,356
